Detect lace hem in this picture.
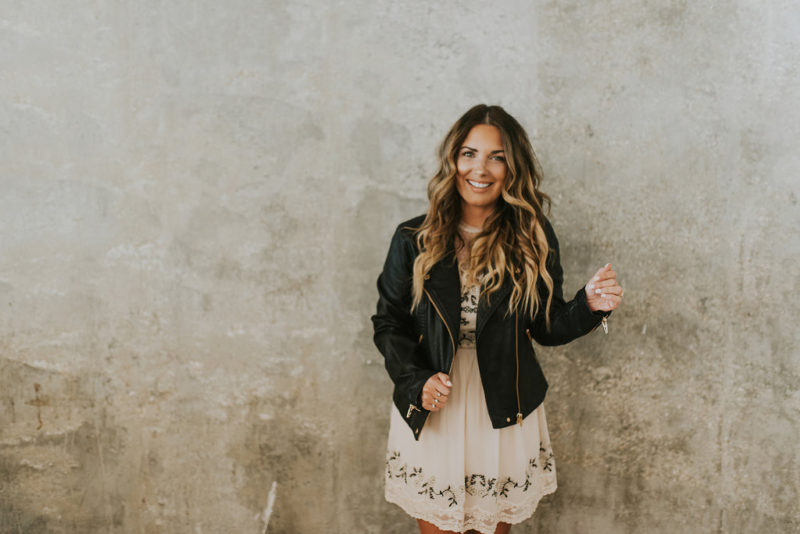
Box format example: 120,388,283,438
385,479,557,534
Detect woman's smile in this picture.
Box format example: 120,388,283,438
466,179,492,190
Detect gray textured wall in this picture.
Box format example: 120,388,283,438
1,1,798,533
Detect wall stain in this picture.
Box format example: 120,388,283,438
25,382,50,430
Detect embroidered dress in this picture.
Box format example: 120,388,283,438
384,221,557,534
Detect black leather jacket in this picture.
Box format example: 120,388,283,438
371,213,610,440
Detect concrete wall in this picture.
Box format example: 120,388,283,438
1,1,797,532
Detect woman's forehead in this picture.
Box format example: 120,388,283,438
462,124,504,149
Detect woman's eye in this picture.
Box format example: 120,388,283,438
459,151,504,161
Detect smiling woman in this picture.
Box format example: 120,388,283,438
371,104,623,534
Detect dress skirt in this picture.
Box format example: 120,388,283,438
384,345,557,534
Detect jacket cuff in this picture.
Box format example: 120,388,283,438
408,370,437,407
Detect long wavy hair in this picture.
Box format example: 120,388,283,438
407,104,556,330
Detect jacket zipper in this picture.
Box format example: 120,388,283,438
406,334,425,418
589,315,609,334
413,287,455,437
515,311,522,426
423,287,456,376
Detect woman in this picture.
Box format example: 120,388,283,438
371,104,623,534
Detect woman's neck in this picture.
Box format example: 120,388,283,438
459,203,495,229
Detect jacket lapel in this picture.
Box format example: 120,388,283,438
425,242,516,343
423,248,461,344
476,273,513,339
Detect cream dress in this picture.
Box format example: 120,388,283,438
384,221,557,534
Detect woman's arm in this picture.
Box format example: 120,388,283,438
371,225,436,405
528,218,611,346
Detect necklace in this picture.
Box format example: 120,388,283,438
457,221,482,234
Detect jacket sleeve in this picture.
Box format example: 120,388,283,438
528,218,612,346
371,225,436,406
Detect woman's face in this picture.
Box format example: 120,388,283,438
454,124,507,213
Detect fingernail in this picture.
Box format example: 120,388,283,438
588,284,594,290
447,380,452,386
600,293,606,298
605,263,610,267
595,289,601,294
593,276,599,281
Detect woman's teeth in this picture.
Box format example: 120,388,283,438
467,180,490,189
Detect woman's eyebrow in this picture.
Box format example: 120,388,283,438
461,145,505,154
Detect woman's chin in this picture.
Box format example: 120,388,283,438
461,195,500,210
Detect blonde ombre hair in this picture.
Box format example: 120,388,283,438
408,104,556,330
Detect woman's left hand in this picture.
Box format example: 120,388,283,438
585,263,623,313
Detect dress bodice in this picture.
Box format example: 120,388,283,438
456,221,484,348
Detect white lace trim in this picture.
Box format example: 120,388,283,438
385,479,557,534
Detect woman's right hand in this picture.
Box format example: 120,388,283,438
421,372,452,411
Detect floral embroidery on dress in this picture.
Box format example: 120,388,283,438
386,441,554,507
458,279,479,347
386,450,462,507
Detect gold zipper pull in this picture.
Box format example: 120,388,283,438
516,413,523,426
406,403,422,418
601,316,608,335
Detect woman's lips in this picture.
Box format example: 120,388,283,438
466,179,492,191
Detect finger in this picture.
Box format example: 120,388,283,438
595,269,616,282
596,285,623,296
588,265,614,288
594,263,611,276
588,280,620,297
432,383,450,396
422,394,438,410
423,387,444,402
438,373,453,387
592,278,619,288
424,388,448,405
588,282,610,295
590,287,621,300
